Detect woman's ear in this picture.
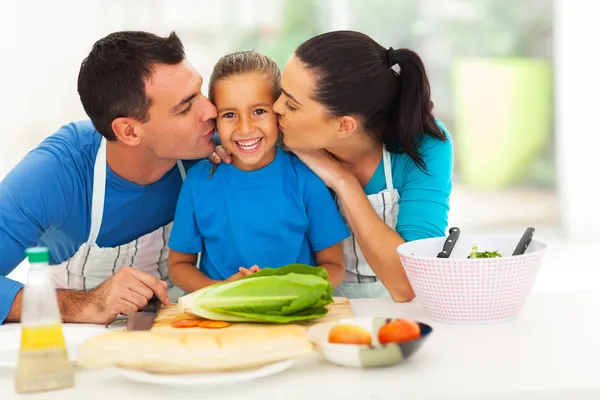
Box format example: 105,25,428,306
336,115,359,138
112,117,142,146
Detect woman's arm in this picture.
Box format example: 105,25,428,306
314,243,345,288
290,149,415,302
333,176,414,301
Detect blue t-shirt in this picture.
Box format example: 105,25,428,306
168,147,350,280
365,120,454,242
0,120,194,323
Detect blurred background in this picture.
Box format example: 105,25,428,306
1,0,597,291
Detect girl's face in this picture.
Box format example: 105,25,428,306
273,56,339,150
213,73,279,171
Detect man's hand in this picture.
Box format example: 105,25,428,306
208,145,233,165
82,266,171,324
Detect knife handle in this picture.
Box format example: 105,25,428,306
512,227,535,256
437,227,460,258
141,296,162,313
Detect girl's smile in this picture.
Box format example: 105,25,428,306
234,137,263,154
212,73,279,171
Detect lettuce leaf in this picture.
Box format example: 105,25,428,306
179,264,333,323
468,246,503,258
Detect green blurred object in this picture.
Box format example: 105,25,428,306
452,57,552,189
235,0,323,68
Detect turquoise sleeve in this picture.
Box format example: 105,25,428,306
395,133,453,242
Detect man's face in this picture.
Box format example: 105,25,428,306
137,60,217,161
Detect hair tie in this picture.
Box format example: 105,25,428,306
386,47,399,67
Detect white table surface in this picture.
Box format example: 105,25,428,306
1,290,599,400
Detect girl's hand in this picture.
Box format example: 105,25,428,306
225,265,260,281
240,265,260,276
208,145,233,164
288,148,352,190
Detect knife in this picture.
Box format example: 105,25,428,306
126,296,162,331
512,227,535,256
437,227,460,258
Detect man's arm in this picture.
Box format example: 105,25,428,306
0,135,81,323
5,286,94,323
0,279,24,323
0,141,79,274
5,266,172,324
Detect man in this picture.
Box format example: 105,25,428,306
0,31,230,324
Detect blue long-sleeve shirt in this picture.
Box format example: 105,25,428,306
0,121,191,323
0,119,453,323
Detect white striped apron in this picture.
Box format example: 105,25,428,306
51,137,186,291
333,147,399,299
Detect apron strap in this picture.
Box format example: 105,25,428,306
353,148,394,282
86,143,187,247
382,147,394,191
86,137,107,246
176,160,186,180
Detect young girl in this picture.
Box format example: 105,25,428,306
167,51,350,293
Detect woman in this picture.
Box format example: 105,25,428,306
271,30,453,301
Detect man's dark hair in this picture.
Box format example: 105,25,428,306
77,31,185,140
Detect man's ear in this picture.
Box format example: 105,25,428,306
336,115,359,139
112,117,142,146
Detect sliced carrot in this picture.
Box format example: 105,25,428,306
171,319,203,328
197,320,232,329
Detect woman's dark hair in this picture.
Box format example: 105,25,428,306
294,30,446,170
208,50,281,104
77,31,185,141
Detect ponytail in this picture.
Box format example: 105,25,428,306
385,48,446,171
294,31,447,172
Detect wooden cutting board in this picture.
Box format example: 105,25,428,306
150,296,354,332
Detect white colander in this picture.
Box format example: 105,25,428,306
396,233,547,324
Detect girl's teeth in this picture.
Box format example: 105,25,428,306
238,139,260,146
237,138,262,151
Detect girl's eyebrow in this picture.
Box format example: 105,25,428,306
218,102,272,113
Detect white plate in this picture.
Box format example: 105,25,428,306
117,359,295,386
0,323,107,368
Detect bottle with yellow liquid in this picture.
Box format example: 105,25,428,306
15,247,75,393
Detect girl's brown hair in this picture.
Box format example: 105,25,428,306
208,51,282,176
208,50,281,104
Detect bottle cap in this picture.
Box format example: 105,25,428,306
25,247,49,264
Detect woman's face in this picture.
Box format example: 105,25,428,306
273,56,339,150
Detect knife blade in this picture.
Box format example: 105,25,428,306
126,296,162,331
